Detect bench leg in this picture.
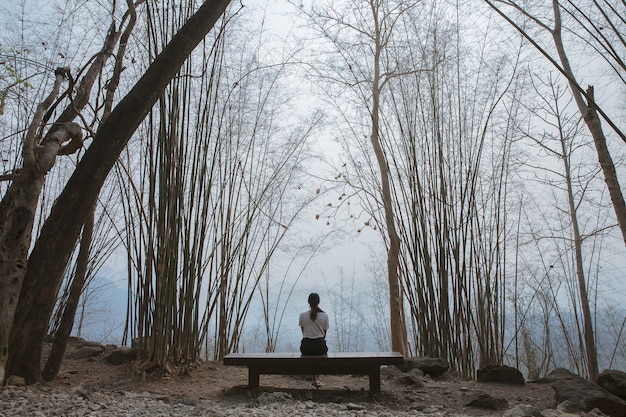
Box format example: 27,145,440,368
369,370,381,394
248,368,260,388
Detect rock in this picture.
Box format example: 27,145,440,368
346,402,366,410
477,364,525,385
381,365,401,379
173,397,197,406
70,384,88,397
537,368,578,383
395,357,449,376
464,391,509,410
68,336,105,349
395,373,425,388
585,409,615,417
256,391,293,405
423,405,444,413
542,408,609,417
502,404,540,417
597,370,626,400
5,375,25,386
66,345,105,359
547,368,626,417
105,347,137,365
542,410,581,417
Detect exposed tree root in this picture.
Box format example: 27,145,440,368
138,360,173,378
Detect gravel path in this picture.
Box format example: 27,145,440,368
1,384,476,417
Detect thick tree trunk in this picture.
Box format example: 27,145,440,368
371,107,407,355
0,175,45,384
2,123,82,384
0,68,79,383
6,0,232,384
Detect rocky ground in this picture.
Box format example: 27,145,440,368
0,339,617,417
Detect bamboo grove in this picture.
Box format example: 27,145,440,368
112,1,316,367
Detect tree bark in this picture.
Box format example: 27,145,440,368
0,68,79,384
6,0,232,384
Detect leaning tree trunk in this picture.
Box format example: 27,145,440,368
41,205,95,382
550,0,626,250
6,0,232,384
0,67,83,384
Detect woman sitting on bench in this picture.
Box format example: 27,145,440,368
298,292,329,387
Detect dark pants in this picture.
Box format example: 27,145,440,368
300,337,328,355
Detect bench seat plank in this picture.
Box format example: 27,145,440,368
223,352,403,394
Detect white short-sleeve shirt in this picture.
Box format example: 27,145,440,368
299,310,329,339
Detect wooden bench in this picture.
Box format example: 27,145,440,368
222,352,403,394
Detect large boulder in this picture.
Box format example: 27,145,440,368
477,364,525,385
106,347,138,365
394,369,425,388
543,368,626,417
464,392,509,410
64,337,106,359
536,368,579,383
597,369,626,400
67,336,105,349
66,345,105,359
395,357,449,376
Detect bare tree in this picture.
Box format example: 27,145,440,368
515,72,610,380
485,0,626,381
485,0,626,249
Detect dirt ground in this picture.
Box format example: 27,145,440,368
39,349,556,416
